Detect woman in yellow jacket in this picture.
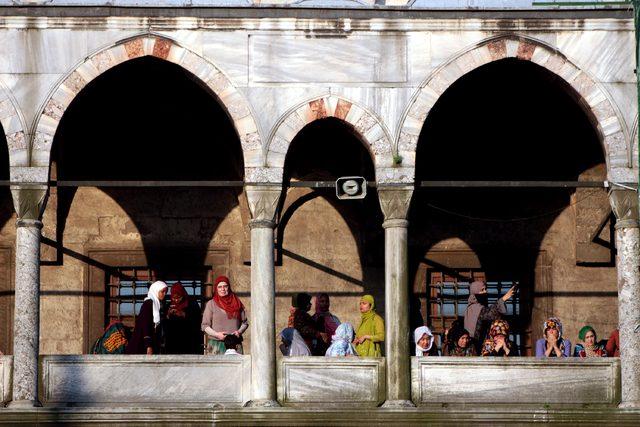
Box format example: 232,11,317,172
353,295,385,357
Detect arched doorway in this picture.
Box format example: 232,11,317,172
46,56,246,353
410,58,611,355
276,117,384,350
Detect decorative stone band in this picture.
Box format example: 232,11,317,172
382,219,409,229
15,219,43,230
249,219,275,229
609,189,639,229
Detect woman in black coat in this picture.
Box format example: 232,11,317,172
125,281,168,355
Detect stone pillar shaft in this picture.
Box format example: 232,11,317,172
378,187,414,407
12,219,43,405
609,188,640,408
249,219,277,405
616,226,640,407
383,219,411,403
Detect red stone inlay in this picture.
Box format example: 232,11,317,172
517,42,536,61
309,99,327,120
487,40,507,61
124,39,144,59
334,99,352,120
152,39,172,60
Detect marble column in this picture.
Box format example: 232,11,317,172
378,187,415,407
610,188,640,408
9,186,48,407
245,186,282,407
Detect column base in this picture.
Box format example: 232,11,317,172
618,401,640,409
7,399,41,408
381,399,415,408
244,399,281,408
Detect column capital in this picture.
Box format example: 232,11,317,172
16,219,43,229
382,219,409,229
245,185,283,223
609,188,639,229
10,185,48,222
378,186,414,222
249,219,275,229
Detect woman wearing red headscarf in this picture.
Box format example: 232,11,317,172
163,282,202,354
201,276,248,355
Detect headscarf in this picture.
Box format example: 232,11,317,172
292,293,312,310
464,281,486,337
145,281,168,326
355,295,382,357
213,276,244,320
543,317,563,338
579,325,596,342
168,282,189,318
489,319,510,338
447,326,471,354
325,322,357,357
280,328,311,356
314,293,341,338
414,326,434,356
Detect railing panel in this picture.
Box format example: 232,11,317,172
0,356,11,404
278,357,385,407
411,357,621,407
40,355,251,407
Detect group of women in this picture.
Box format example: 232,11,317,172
125,276,248,355
280,293,385,357
124,277,620,359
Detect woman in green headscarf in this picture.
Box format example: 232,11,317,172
353,295,385,357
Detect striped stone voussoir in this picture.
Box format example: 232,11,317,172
399,35,629,182
32,34,263,171
266,95,394,183
0,89,27,167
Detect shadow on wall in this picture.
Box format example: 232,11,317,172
410,58,609,354
0,122,16,355
276,118,385,336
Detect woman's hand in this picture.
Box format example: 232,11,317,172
501,286,516,302
232,331,241,338
353,335,369,345
212,331,226,340
146,347,153,356
494,335,505,351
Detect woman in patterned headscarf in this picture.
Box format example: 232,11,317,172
573,326,607,358
481,319,513,357
535,317,571,357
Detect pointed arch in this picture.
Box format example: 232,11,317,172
399,35,631,183
30,34,263,177
266,94,400,184
0,81,27,167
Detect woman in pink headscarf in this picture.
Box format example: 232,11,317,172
464,281,516,352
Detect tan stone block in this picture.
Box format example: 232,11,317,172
33,132,54,152
206,72,231,95
398,131,418,153
601,116,622,137
531,48,554,70
0,98,13,120
402,114,423,137
243,148,264,168
592,99,617,124
326,96,339,117
62,71,88,95
51,85,75,108
91,50,116,74
235,114,258,136
470,46,492,69
344,104,365,126
240,131,262,152
364,125,386,151
142,37,155,56
427,72,451,95
266,150,285,168
557,61,581,85
354,113,377,136
108,45,129,66
284,112,307,135
43,99,65,121
8,148,27,167
505,39,519,58
75,61,101,85
6,131,26,151
31,149,50,167
569,72,596,99
36,114,59,136
0,112,21,135
166,44,187,65
221,90,251,121
456,51,479,75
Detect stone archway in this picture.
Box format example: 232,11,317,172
398,35,630,183
266,94,404,183
0,81,27,167
30,34,263,179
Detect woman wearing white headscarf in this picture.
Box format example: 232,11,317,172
414,326,437,356
325,322,357,357
279,327,311,356
125,281,168,355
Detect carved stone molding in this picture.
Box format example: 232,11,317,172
378,187,414,222
245,185,283,223
609,189,639,229
10,186,48,222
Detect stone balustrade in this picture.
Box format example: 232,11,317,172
412,357,621,407
277,357,386,407
0,356,11,405
39,355,251,407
